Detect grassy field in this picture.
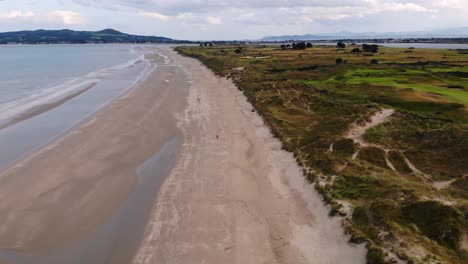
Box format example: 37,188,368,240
176,44,468,264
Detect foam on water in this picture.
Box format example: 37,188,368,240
0,45,162,172
0,46,154,129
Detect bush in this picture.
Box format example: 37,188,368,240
366,246,386,264
336,58,344,64
402,201,464,249
351,47,362,53
370,59,379,64
359,147,387,168
292,42,306,50
306,42,313,48
363,44,379,53
334,139,356,155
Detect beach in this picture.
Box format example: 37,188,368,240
0,46,365,263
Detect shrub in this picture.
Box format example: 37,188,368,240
363,44,379,53
358,147,387,168
334,139,356,155
370,59,379,64
402,201,464,249
366,246,386,264
292,42,306,50
336,58,344,64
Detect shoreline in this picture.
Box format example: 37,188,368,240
0,47,155,173
0,83,95,131
0,47,189,263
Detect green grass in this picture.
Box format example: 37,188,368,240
311,68,468,104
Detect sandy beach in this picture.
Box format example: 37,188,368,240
134,48,366,263
0,47,366,264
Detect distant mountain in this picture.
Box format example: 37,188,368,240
261,27,468,41
0,29,179,44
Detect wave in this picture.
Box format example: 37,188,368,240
0,47,154,130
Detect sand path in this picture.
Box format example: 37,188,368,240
133,48,366,264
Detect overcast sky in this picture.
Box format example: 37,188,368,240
0,0,467,40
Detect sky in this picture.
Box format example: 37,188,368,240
0,0,468,40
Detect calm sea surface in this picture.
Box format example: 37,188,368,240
0,44,137,104
0,44,155,171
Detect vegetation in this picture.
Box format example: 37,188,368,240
0,29,175,44
175,44,468,264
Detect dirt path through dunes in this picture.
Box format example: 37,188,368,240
133,48,366,264
346,108,395,147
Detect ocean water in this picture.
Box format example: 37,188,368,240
0,44,157,171
0,44,138,103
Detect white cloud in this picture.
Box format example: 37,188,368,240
206,16,221,25
139,11,170,21
0,10,35,19
48,10,85,25
139,11,222,25
433,0,468,9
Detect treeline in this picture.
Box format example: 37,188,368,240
0,29,175,44
280,42,314,50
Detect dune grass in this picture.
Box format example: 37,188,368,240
176,44,468,264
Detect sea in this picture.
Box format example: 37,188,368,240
0,44,156,171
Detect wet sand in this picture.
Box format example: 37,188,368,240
0,83,95,130
0,48,188,263
0,46,366,264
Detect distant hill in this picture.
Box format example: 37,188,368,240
261,27,468,41
0,29,180,44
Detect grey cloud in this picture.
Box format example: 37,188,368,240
72,0,383,15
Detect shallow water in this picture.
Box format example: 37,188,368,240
0,45,156,172
0,44,137,104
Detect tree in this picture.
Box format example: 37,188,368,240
351,47,362,53
209,43,213,46
363,44,379,53
293,42,306,50
306,43,313,48
336,58,344,64
280,44,286,50
337,42,346,49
